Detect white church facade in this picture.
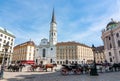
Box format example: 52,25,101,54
35,9,57,64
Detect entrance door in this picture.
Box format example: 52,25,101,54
50,59,52,63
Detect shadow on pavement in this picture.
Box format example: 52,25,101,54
4,71,61,81
3,71,120,81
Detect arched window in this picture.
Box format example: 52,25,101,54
43,49,46,57
51,33,53,36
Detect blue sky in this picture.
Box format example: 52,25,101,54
0,0,120,47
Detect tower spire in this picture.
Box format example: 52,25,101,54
51,8,56,23
49,8,57,46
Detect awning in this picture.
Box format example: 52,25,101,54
21,60,35,64
26,60,35,64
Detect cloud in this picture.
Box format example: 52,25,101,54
58,0,120,46
0,0,120,47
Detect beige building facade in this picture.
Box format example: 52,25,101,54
95,46,105,64
12,41,35,64
0,27,15,65
56,42,94,64
101,19,120,64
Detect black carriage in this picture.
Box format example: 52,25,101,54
61,64,81,75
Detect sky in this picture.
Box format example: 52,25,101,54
0,0,120,47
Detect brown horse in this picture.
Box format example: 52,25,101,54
44,63,57,72
30,64,44,71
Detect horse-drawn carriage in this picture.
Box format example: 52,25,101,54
27,63,57,72
61,64,81,75
7,64,25,72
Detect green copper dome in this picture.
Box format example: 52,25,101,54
106,19,117,30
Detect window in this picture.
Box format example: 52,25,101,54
50,59,52,63
11,43,13,45
8,37,10,40
57,61,59,64
29,53,31,56
1,34,3,37
116,33,119,37
36,49,39,51
60,61,62,64
109,37,111,40
51,48,53,50
0,39,2,41
5,36,7,38
43,49,46,57
110,43,112,48
118,40,120,47
110,58,112,62
11,39,13,41
4,40,6,43
113,56,114,59
109,52,111,56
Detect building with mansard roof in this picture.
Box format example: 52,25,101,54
12,41,35,64
0,27,15,65
101,19,120,64
56,41,94,64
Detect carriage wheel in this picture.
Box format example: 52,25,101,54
75,69,81,75
61,70,68,75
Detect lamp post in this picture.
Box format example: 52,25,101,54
90,44,98,76
83,59,85,65
0,42,9,79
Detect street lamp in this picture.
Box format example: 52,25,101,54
90,44,98,76
0,42,10,79
83,59,85,64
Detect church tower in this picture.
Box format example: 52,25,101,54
49,9,57,46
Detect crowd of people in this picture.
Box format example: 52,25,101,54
61,62,120,75
1,62,120,74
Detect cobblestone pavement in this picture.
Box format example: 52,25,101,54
1,71,120,81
